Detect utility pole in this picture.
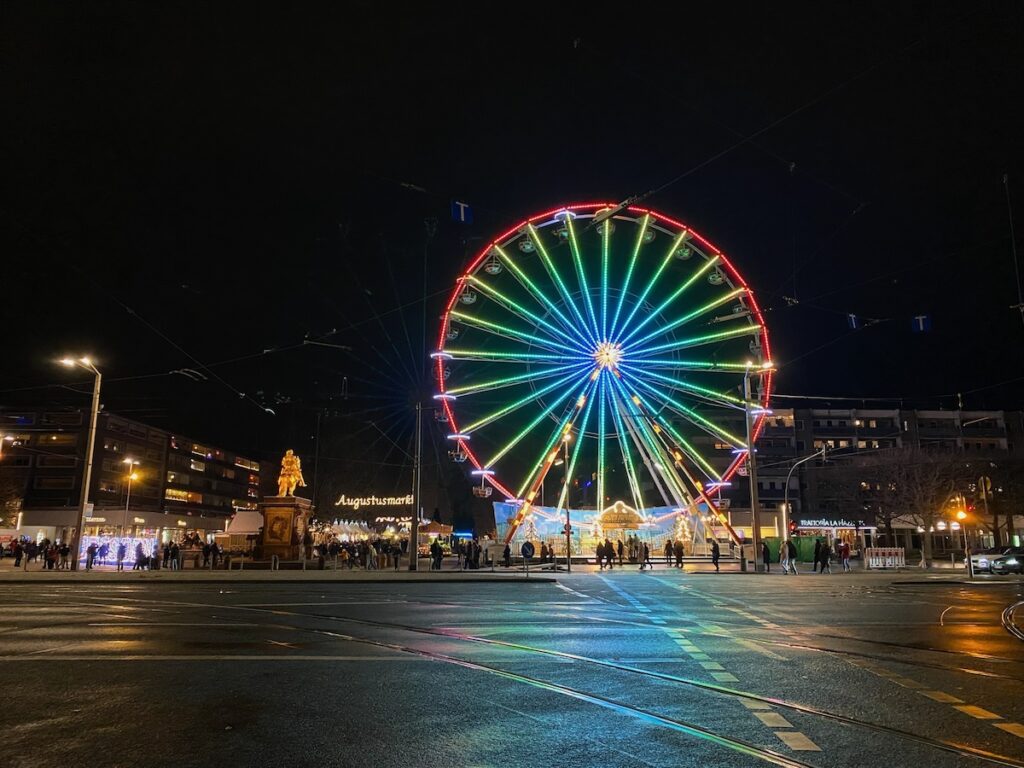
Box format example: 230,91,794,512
744,365,763,573
410,401,422,570
563,434,572,573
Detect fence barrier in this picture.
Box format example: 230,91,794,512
865,547,906,569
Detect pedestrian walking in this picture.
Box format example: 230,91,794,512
59,543,70,570
664,539,673,566
812,539,822,572
786,538,799,574
85,542,97,571
605,539,615,570
116,542,127,571
640,542,652,570
820,542,832,574
502,544,511,568
674,540,684,568
597,540,606,570
840,540,851,572
762,541,771,573
711,539,720,573
616,539,624,566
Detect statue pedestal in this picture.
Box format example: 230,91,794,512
259,496,312,560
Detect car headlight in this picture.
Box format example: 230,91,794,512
979,559,989,566
1005,558,1019,566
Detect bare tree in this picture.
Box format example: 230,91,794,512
0,469,25,528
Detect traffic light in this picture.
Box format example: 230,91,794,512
788,520,798,534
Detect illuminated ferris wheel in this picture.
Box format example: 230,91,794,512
432,202,772,545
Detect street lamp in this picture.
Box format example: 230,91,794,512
782,446,827,538
122,458,140,535
562,432,572,573
743,360,774,573
59,356,101,571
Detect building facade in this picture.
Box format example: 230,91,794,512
0,406,269,544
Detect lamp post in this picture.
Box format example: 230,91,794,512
562,432,572,573
743,360,773,573
783,446,827,537
60,357,101,571
122,458,140,536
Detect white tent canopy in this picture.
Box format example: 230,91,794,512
225,510,263,535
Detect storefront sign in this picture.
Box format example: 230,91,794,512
375,516,413,523
334,493,414,511
85,516,107,523
797,517,866,529
133,517,146,524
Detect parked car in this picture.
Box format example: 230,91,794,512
990,547,1024,575
966,546,1015,573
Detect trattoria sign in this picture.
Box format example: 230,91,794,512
334,493,414,511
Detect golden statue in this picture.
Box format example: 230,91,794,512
277,449,307,496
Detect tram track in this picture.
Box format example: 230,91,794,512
58,591,1024,768
1003,601,1024,642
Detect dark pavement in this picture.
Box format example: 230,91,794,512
1,571,1022,768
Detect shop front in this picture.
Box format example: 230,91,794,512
792,513,874,555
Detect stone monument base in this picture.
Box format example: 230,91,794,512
259,495,312,560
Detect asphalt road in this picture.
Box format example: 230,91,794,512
1,571,1022,768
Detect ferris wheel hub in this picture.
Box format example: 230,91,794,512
593,341,624,371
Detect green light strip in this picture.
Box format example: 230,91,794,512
447,361,590,397
632,359,751,371
606,381,645,510
620,367,746,447
629,323,762,359
620,364,744,407
566,216,600,340
467,275,589,352
449,309,581,355
515,376,598,499
554,380,599,512
618,257,722,348
614,230,689,345
609,374,695,504
601,215,610,339
463,370,586,433
625,287,746,351
655,413,723,481
443,348,567,363
493,244,583,344
608,214,650,341
486,369,594,468
527,224,597,348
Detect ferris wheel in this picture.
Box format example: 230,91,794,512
433,202,772,546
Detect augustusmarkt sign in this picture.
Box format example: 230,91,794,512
334,493,414,511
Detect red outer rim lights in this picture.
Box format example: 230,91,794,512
436,202,772,498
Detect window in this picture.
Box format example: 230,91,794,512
36,433,78,446
34,477,75,490
166,471,189,486
98,479,121,494
190,459,206,472
145,448,162,461
42,412,83,426
165,488,203,504
148,430,164,444
796,440,805,450
857,440,867,449
107,418,128,433
6,455,31,467
36,456,77,468
104,438,123,453
102,459,124,472
191,443,210,457
247,487,258,498
869,419,877,428
5,413,35,425
235,457,259,471
248,473,259,485
838,440,850,448
713,442,731,451
218,467,236,480
128,424,147,438
795,420,804,430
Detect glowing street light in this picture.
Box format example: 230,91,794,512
57,356,101,571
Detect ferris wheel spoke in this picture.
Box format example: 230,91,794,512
446,361,591,398
609,374,696,509
620,363,745,410
628,322,763,359
617,256,722,348
465,274,589,352
441,348,572,364
565,216,601,340
625,287,747,351
461,369,592,434
634,359,753,372
606,379,646,511
619,367,746,448
608,213,650,342
525,223,598,348
614,230,690,345
513,376,597,500
448,309,584,356
484,369,595,468
492,244,587,345
596,374,608,510
552,378,600,512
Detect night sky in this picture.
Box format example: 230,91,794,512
4,3,1024,515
